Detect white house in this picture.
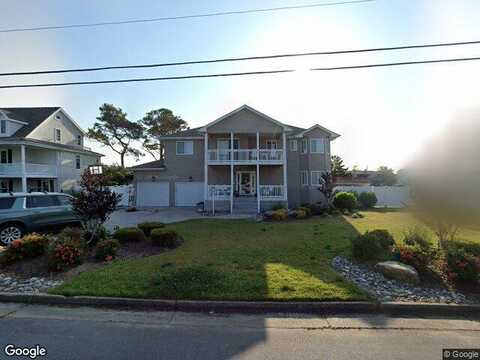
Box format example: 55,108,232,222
0,107,103,193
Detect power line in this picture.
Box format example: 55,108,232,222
0,0,374,34
1,57,479,89
2,40,480,77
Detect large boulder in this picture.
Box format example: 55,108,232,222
375,261,420,284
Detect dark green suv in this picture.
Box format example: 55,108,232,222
0,192,79,245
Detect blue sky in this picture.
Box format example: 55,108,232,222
1,0,480,169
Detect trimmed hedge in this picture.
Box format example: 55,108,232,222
358,192,378,208
150,229,179,248
138,222,165,237
333,192,358,211
351,229,395,261
114,227,146,243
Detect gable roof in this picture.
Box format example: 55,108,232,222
130,159,166,170
199,104,292,131
0,107,61,137
290,124,341,139
158,127,203,140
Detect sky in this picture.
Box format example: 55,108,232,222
1,0,480,170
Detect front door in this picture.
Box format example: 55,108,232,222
236,171,256,196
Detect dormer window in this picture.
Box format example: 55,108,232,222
0,120,6,134
77,135,82,146
55,128,61,142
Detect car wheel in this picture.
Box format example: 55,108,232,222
0,224,24,246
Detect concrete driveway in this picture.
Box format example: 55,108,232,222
105,208,253,231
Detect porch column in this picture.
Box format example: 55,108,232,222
21,144,27,192
230,132,234,214
283,131,288,207
204,133,208,202
256,131,260,213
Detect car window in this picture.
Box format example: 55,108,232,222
56,195,72,206
26,195,59,208
0,197,16,209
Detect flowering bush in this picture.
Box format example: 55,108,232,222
1,233,49,264
95,239,120,261
443,248,479,284
397,245,431,273
47,228,84,272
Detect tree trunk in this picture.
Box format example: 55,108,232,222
120,153,125,168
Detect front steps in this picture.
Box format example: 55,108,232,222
233,196,258,214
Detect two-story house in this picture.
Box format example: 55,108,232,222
0,107,102,193
131,105,339,213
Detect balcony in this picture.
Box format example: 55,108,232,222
207,149,283,165
208,184,285,200
0,163,58,177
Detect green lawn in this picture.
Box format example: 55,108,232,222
51,217,368,301
51,210,480,301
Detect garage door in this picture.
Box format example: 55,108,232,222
175,182,204,206
136,182,169,207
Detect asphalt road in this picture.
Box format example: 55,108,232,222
0,303,478,360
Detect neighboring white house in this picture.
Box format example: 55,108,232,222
0,107,103,193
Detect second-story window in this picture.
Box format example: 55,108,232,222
311,171,323,185
176,141,193,155
77,135,82,146
310,138,325,154
290,140,298,151
0,120,6,134
301,139,308,154
300,171,309,186
55,128,61,142
75,155,81,169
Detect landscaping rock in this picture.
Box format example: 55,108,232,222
0,273,61,293
375,261,420,284
331,256,470,304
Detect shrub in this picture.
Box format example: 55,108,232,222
150,229,179,248
443,248,479,284
358,192,378,208
351,229,395,261
271,209,288,221
138,222,165,237
83,225,110,245
397,245,431,273
297,206,312,217
333,192,358,211
271,203,286,211
291,208,308,219
47,228,84,272
95,239,120,261
304,203,325,216
1,233,49,264
114,227,146,243
403,227,432,251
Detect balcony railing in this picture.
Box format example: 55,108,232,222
0,163,58,177
259,185,284,200
208,149,283,164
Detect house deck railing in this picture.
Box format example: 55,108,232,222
207,185,232,200
0,163,58,177
259,185,284,200
207,149,283,164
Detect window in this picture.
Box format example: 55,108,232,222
176,141,193,155
301,139,308,154
0,180,13,193
77,135,82,146
56,195,72,206
300,171,309,186
55,128,61,142
26,195,58,208
0,120,6,134
310,138,325,154
0,197,15,209
75,155,81,169
311,171,323,186
290,140,298,151
0,149,12,164
266,140,277,149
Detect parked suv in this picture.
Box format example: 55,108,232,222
0,192,80,245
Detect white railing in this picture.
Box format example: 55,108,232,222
208,149,283,163
259,185,284,200
258,149,283,161
0,163,57,177
207,185,232,200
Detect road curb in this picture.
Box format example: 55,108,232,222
0,293,478,317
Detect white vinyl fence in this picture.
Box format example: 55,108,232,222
107,185,135,207
333,186,411,208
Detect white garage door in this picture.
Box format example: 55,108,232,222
175,182,204,206
136,182,169,207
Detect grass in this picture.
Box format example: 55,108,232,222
51,217,367,301
51,210,480,301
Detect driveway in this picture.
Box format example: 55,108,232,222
105,208,253,231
